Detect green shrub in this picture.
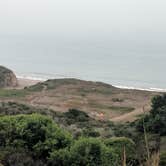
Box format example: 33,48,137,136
64,109,90,125
137,94,166,136
0,114,72,159
26,83,45,92
69,138,117,166
82,127,100,137
0,89,28,98
48,149,71,166
109,106,135,113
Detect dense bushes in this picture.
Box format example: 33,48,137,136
49,138,118,166
0,102,115,138
0,114,137,166
64,109,89,122
0,114,72,161
1,94,166,165
137,94,166,136
135,94,166,165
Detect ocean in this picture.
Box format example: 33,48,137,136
0,35,166,91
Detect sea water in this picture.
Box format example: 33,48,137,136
0,35,166,91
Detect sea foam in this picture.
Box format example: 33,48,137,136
16,73,166,93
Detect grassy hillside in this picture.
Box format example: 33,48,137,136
0,78,158,122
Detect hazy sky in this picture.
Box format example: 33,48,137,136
0,1,166,88
1,0,166,38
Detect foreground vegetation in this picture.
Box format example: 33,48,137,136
0,114,135,166
0,94,166,165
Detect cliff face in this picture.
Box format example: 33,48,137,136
0,66,18,88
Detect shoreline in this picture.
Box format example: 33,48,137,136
17,76,166,93
17,78,41,89
16,75,166,93
114,85,166,92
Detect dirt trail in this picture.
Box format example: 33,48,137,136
29,85,47,106
111,105,150,122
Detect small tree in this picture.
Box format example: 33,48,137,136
104,137,136,165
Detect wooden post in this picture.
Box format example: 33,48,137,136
122,146,126,166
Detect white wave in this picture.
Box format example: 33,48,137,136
16,73,166,92
16,73,74,81
114,85,166,92
16,74,47,81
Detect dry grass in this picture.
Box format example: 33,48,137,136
0,78,159,122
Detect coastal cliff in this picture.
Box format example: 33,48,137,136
0,66,18,88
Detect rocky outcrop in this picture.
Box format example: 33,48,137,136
0,66,18,88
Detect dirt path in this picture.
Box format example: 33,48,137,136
29,85,47,106
111,105,150,122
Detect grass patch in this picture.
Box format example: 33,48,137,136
109,106,135,113
78,87,116,96
135,114,145,118
0,89,28,98
94,88,113,95
25,83,44,92
26,79,80,92
112,98,124,102
88,101,134,113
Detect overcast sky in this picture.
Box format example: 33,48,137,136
0,0,165,35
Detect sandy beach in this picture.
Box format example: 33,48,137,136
17,78,40,89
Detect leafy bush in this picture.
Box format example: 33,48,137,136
68,138,117,166
48,137,121,166
82,127,100,137
48,149,71,166
0,114,72,159
0,102,115,138
64,109,89,122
